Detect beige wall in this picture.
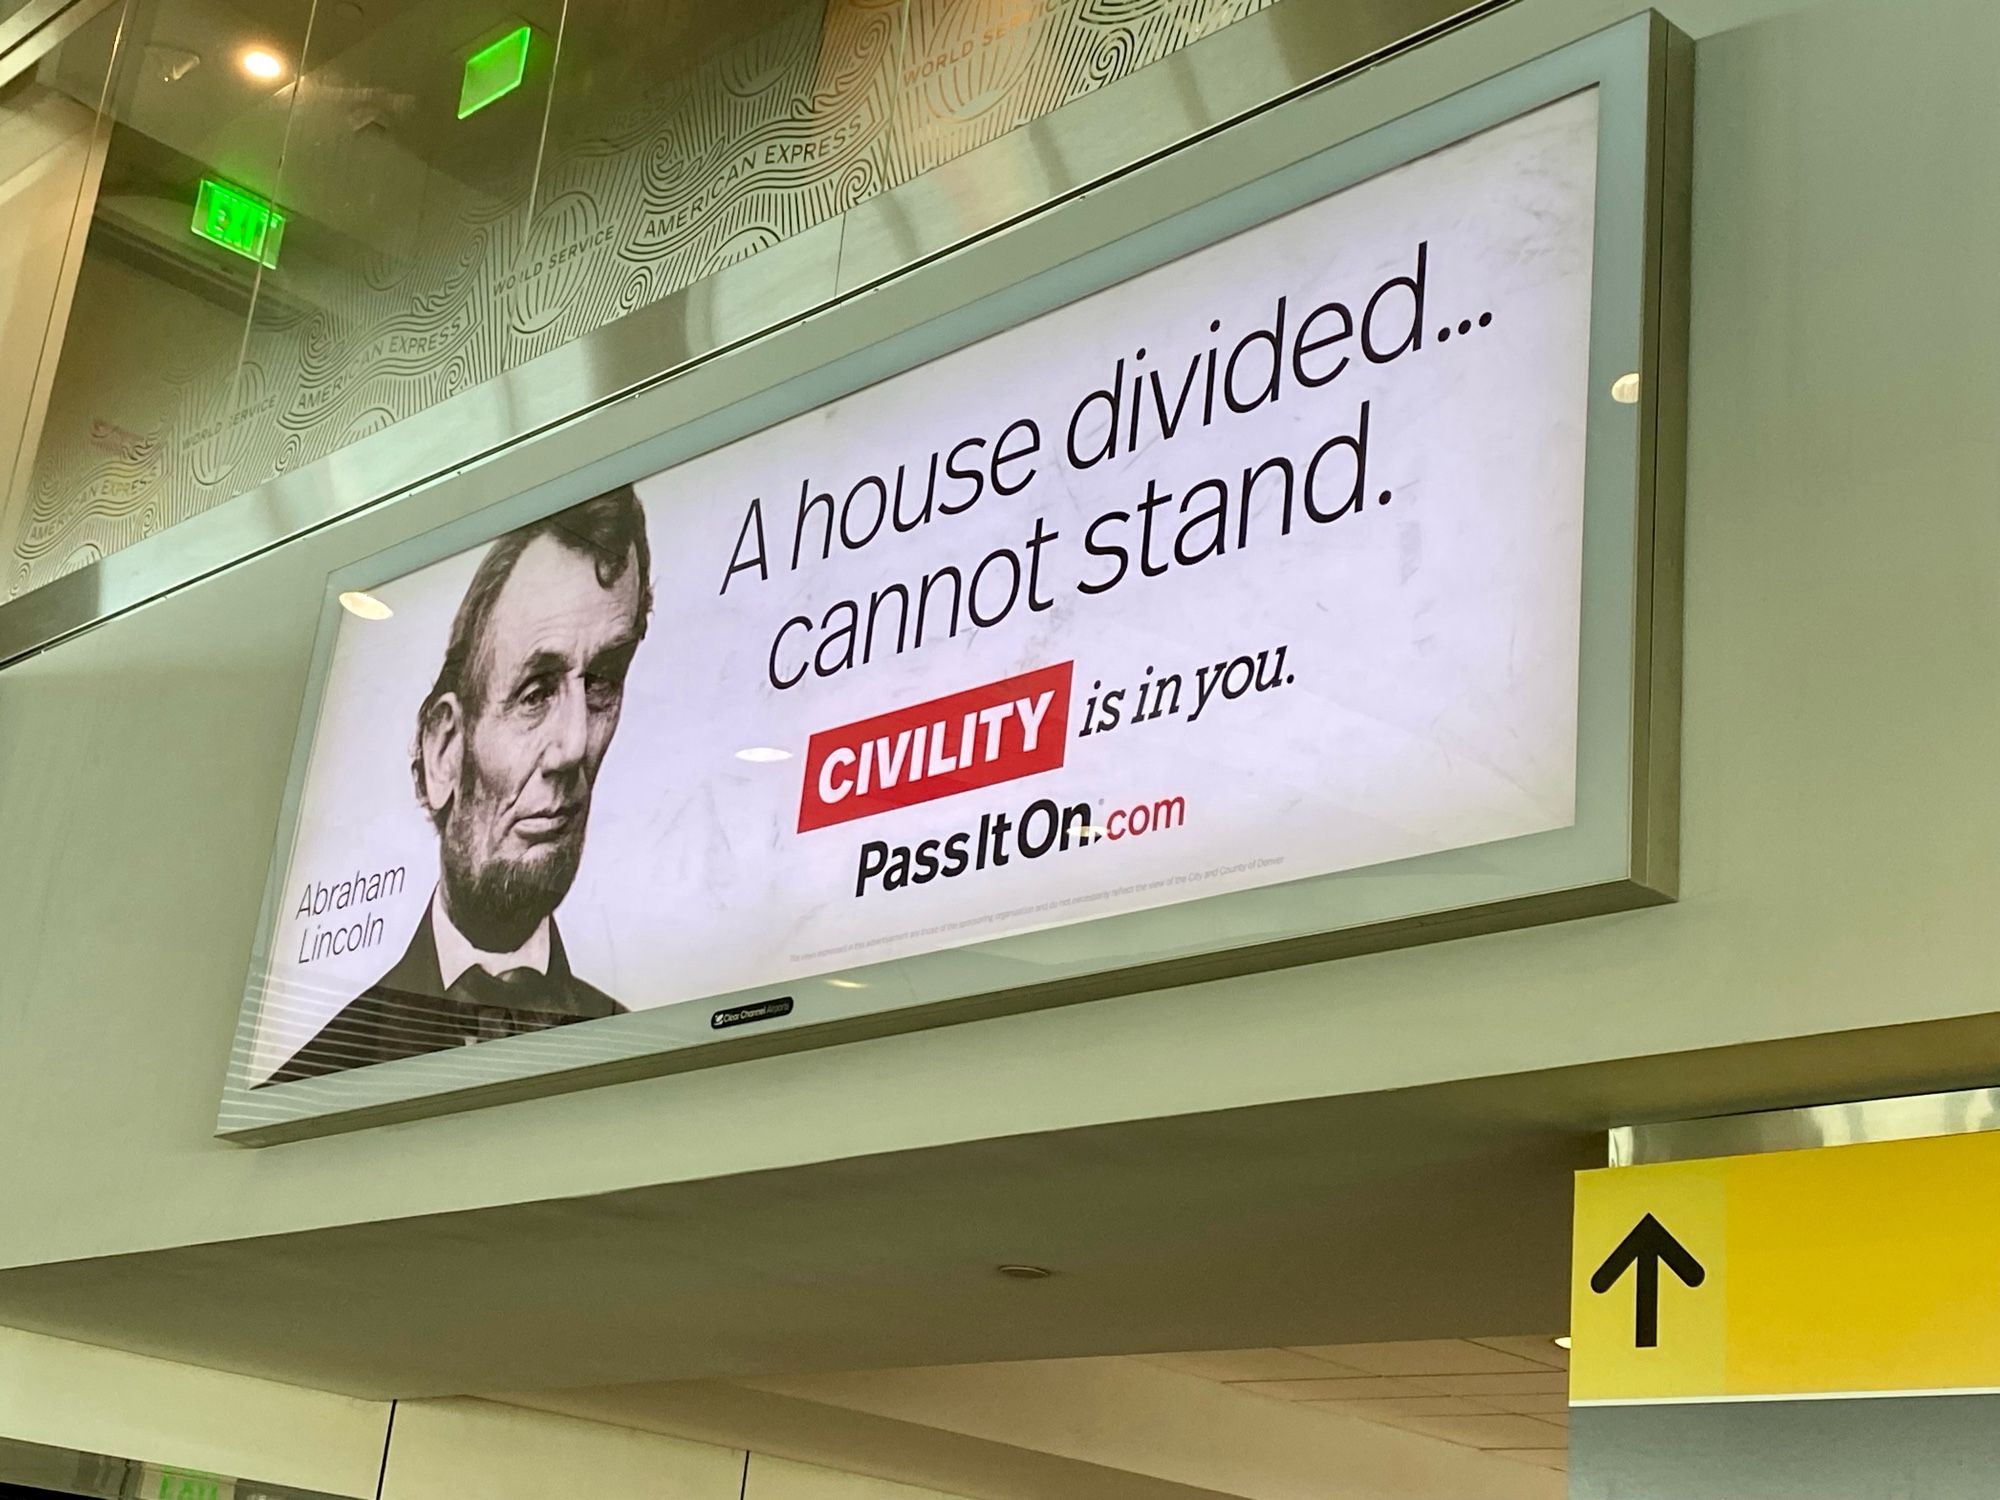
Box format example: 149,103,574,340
0,1328,1562,1500
383,1401,1045,1500
508,1361,1566,1500
0,1329,1001,1500
738,1359,1562,1500
0,1326,388,1496
0,0,1995,1307
380,1399,746,1500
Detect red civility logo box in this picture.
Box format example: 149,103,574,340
797,662,1073,832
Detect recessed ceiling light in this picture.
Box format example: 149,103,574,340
735,746,792,763
1611,372,1642,405
825,978,866,990
996,1264,1053,1280
239,47,286,81
338,590,392,620
1554,1335,1573,1351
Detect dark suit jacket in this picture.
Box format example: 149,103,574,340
263,909,623,1084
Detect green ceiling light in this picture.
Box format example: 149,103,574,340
191,177,285,268
459,25,533,119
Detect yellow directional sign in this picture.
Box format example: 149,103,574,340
1571,1127,2000,1402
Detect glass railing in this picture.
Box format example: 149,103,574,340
0,0,1485,636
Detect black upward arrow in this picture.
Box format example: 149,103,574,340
1589,1213,1706,1349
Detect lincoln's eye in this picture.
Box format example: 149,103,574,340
514,673,558,715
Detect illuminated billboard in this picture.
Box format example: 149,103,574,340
221,25,1685,1138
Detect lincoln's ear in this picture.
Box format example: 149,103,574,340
419,694,465,818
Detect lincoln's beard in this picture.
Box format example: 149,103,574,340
438,791,588,953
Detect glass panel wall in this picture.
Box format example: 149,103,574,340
1,0,1283,606
0,0,121,597
9,0,315,588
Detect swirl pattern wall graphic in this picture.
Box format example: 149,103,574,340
7,0,1276,600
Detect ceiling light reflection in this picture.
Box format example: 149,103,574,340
337,590,392,620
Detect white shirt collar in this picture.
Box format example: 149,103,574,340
431,889,551,989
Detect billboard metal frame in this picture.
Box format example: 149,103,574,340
220,13,1691,1142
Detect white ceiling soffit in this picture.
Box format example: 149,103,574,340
1137,1338,1569,1473
495,1350,1564,1500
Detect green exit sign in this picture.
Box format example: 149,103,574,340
139,1466,234,1500
191,178,284,268
459,24,533,118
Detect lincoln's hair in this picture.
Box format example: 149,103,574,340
410,486,653,827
